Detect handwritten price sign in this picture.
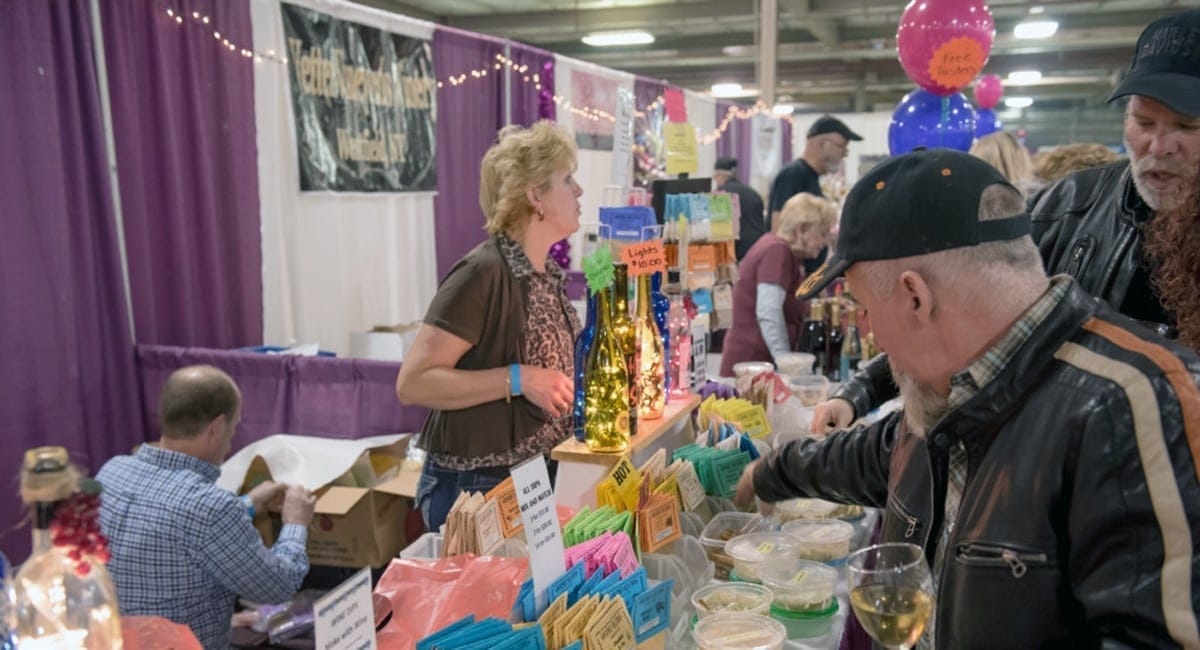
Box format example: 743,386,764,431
621,240,667,276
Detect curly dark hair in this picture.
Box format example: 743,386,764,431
1144,163,1200,350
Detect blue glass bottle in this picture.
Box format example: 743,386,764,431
651,273,671,397
573,290,599,440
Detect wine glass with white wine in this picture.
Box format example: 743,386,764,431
847,542,934,650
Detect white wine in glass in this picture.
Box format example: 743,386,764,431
847,542,934,649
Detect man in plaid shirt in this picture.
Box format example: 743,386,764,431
98,365,315,648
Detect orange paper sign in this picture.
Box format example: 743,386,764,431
927,37,986,91
621,240,667,276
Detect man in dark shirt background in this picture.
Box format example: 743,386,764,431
714,157,766,261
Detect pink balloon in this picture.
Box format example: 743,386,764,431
973,74,1003,109
897,0,995,96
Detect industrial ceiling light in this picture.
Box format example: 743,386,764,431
710,82,744,98
1007,70,1043,85
772,103,795,115
1005,97,1034,108
582,31,655,47
1014,20,1058,39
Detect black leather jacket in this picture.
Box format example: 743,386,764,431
755,282,1200,648
835,160,1167,419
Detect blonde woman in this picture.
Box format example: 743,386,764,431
396,121,582,530
970,131,1037,195
720,193,839,376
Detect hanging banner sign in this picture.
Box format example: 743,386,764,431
281,3,437,192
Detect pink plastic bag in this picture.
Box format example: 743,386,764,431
120,616,203,650
374,553,528,649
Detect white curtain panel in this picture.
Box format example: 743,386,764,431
250,0,438,354
684,89,718,185
789,111,894,187
552,54,634,270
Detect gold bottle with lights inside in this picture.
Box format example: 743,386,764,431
584,286,631,452
611,263,638,436
633,273,665,420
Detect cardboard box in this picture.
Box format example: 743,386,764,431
220,434,422,569
348,322,421,362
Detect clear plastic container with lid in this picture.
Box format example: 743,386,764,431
774,498,839,523
732,361,774,379
724,532,799,583
691,582,774,619
700,512,773,580
781,518,855,563
760,558,838,613
693,613,787,650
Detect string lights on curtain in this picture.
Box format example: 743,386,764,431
157,3,793,141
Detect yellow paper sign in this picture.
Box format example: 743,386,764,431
608,458,643,513
620,240,667,277
664,122,698,176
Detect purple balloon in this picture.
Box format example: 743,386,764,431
888,89,977,155
974,108,1003,139
550,239,570,270
973,74,1003,110
897,0,995,96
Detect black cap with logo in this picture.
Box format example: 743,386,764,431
796,149,1031,300
1108,9,1200,118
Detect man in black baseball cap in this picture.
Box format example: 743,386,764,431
737,147,1200,648
767,115,862,228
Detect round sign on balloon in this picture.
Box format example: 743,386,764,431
928,37,987,94
897,0,995,96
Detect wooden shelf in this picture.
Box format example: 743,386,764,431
551,394,701,467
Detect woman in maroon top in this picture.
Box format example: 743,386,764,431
720,193,838,376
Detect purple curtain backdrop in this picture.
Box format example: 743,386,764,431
715,100,736,160
509,42,555,125
136,346,429,449
0,1,143,562
432,27,505,280
100,0,262,348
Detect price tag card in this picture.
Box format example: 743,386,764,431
546,561,585,608
607,458,642,513
631,580,673,643
584,597,636,650
511,455,566,613
474,497,504,554
313,567,377,650
620,240,666,277
688,244,716,272
486,477,524,538
673,460,707,511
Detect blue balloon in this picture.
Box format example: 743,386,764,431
888,89,977,155
974,108,1003,139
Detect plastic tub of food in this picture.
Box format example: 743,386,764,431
781,518,855,563
724,532,799,583
760,558,838,613
732,361,775,379
769,600,839,639
773,498,839,524
774,352,816,377
788,374,830,406
691,582,774,619
693,613,787,649
700,512,773,579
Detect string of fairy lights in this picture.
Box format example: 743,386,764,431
158,2,795,140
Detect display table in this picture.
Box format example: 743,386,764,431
551,394,701,510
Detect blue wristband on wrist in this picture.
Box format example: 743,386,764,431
509,364,522,396
240,494,256,518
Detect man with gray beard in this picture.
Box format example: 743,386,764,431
734,148,1200,648
810,9,1200,434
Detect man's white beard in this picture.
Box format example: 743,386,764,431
889,360,950,438
1129,148,1195,212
